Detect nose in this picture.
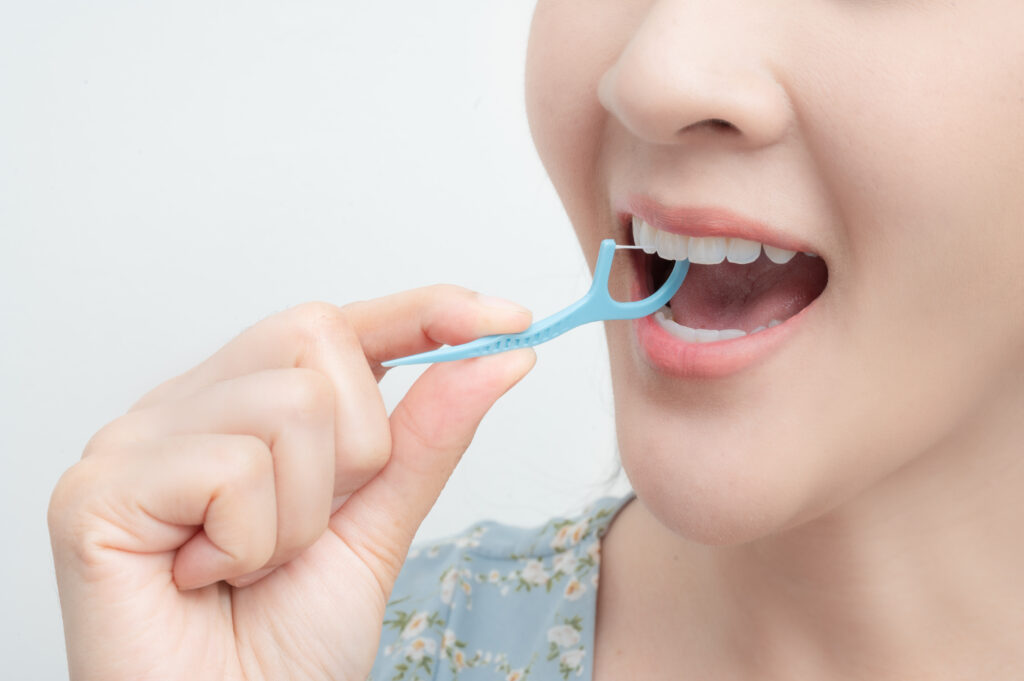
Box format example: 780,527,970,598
597,2,792,149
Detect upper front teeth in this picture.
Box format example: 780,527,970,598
726,237,761,264
763,244,796,264
632,216,800,265
688,236,727,264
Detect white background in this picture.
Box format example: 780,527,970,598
0,2,632,677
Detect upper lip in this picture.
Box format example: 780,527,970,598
617,194,819,255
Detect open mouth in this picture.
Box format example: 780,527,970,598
630,216,829,343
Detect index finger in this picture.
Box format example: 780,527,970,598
129,285,531,411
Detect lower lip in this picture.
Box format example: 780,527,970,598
630,280,817,379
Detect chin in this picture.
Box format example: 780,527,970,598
620,438,804,546
613,396,905,548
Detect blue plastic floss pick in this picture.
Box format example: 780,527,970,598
380,238,689,367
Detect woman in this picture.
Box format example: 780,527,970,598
49,1,1024,679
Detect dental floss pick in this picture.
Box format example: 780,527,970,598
381,239,689,367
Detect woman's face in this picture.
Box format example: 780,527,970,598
525,1,1024,544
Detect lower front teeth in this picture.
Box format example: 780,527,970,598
654,309,781,343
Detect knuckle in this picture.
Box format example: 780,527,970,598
291,301,358,349
81,419,132,459
47,464,88,533
293,299,345,322
47,459,109,561
223,435,274,483
277,368,335,421
344,429,393,478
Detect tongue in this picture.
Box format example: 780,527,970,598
669,252,827,330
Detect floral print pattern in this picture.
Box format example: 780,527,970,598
369,492,635,681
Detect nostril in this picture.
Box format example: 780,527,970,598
682,118,738,134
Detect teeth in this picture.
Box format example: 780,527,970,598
725,238,761,264
655,229,687,260
631,216,815,263
665,232,689,260
693,328,721,343
656,309,698,342
633,216,657,254
641,225,658,255
687,236,727,264
655,308,784,343
763,244,796,264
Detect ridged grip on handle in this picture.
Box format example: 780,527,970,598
380,309,580,367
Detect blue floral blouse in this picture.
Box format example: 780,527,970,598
368,490,636,681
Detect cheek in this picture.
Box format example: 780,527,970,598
798,14,1024,262
795,5,1024,318
525,1,630,239
794,6,1024,448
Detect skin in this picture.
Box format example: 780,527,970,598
525,0,1024,679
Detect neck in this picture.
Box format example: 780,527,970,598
599,375,1024,679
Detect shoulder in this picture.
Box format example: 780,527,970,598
368,491,635,681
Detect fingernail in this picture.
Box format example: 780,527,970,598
230,566,274,588
476,293,529,314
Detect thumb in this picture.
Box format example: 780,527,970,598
331,348,536,584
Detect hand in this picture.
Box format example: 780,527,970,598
48,287,535,681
